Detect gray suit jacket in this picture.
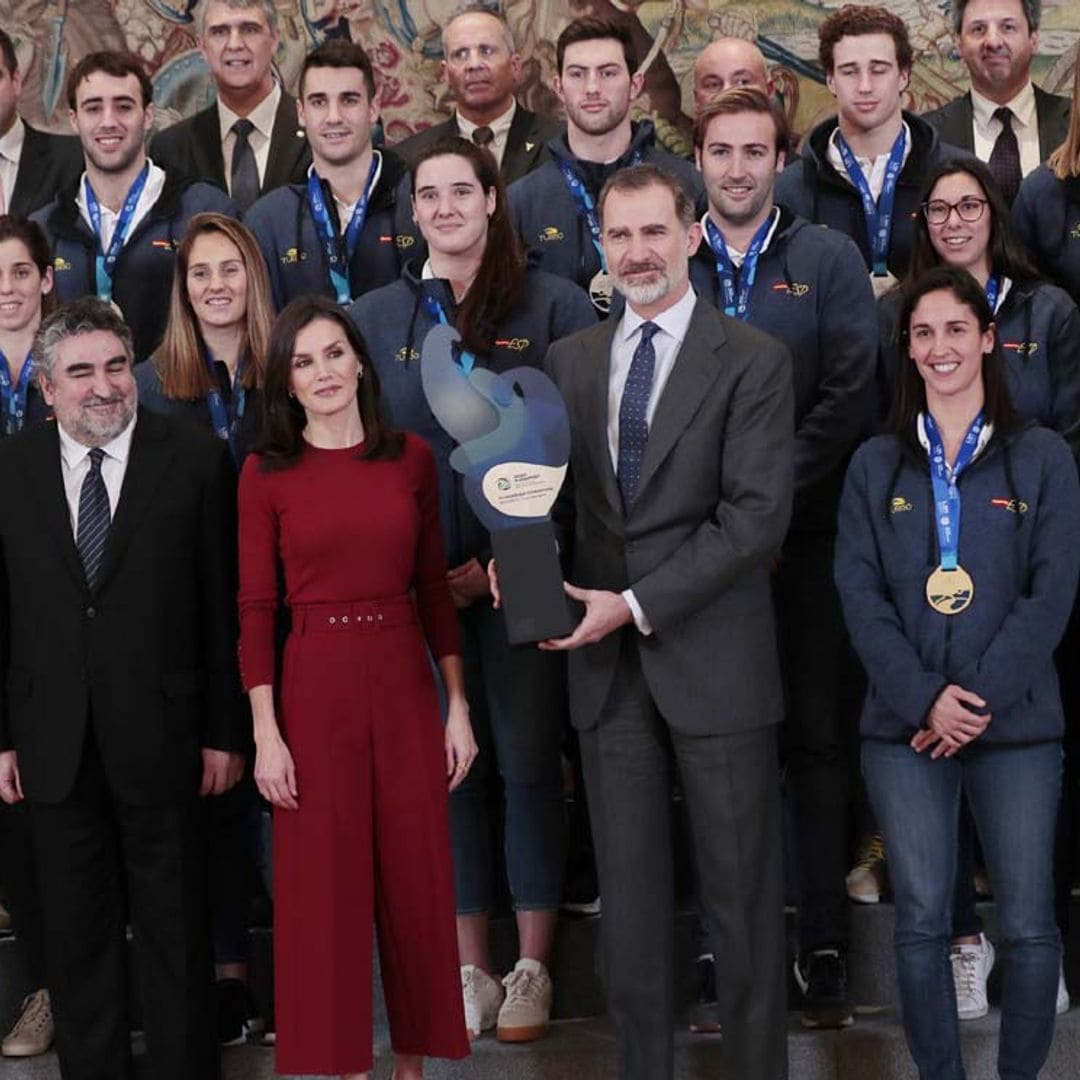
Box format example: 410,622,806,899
922,86,1071,162
545,298,794,735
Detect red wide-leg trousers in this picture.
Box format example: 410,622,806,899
272,597,468,1075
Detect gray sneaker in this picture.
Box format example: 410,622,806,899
461,964,504,1040
952,934,994,1020
2,989,54,1057
497,958,552,1043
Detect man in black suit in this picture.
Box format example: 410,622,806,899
0,29,82,217
391,5,558,185
149,0,310,208
922,0,1069,202
518,163,793,1079
0,298,245,1080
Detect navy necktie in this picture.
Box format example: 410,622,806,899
988,107,1021,205
617,321,660,508
230,118,261,211
77,448,110,589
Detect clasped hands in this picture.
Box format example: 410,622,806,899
911,684,991,759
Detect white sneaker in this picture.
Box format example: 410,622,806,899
497,958,552,1043
951,934,995,1020
461,964,504,1040
1057,962,1070,1015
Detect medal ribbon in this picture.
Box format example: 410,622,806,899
985,273,1001,313
835,127,906,277
703,210,775,320
0,349,35,436
204,350,246,463
557,152,643,272
85,163,150,304
422,294,475,374
924,410,985,571
306,152,381,305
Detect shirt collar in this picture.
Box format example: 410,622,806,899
306,149,383,213
456,100,517,141
970,81,1036,130
218,81,281,143
916,412,994,465
76,159,165,224
827,119,912,175
701,206,781,261
0,115,25,164
619,283,697,347
58,410,137,471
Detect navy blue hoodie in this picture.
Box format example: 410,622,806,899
1012,164,1080,307
877,280,1080,454
31,169,239,362
836,423,1080,744
690,207,876,531
774,111,962,281
243,149,423,312
348,261,596,566
507,120,703,296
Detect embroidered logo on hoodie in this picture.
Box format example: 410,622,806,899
890,496,913,514
771,281,811,298
1002,340,1038,356
990,498,1028,514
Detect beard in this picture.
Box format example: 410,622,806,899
60,392,137,447
614,265,673,307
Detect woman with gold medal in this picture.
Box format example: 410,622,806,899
835,265,1080,1080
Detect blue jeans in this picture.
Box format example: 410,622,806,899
862,739,1061,1080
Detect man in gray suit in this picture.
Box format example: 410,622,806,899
517,163,793,1079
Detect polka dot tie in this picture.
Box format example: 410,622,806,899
988,107,1021,205
617,321,660,509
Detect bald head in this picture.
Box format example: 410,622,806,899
693,38,772,112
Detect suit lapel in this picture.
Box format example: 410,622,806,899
9,127,44,217
635,302,727,501
193,106,227,189
578,320,622,518
952,95,976,153
24,424,88,591
1034,87,1068,160
265,93,308,192
501,107,536,185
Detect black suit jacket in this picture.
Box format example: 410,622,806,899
8,123,83,218
0,409,242,805
922,86,1071,162
149,90,310,196
391,103,559,185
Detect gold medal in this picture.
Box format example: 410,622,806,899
925,565,974,615
589,270,615,313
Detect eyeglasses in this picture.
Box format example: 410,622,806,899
922,197,989,225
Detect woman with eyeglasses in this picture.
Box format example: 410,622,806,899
838,264,1080,1080
1012,59,1080,306
879,157,1080,454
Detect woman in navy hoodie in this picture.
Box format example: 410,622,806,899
350,136,595,1045
838,266,1080,1080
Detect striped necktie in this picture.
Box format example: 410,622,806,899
76,448,110,589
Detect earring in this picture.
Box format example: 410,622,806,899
358,366,363,379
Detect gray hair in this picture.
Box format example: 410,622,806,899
196,0,279,36
598,164,696,229
951,0,1040,33
34,298,134,381
440,4,517,57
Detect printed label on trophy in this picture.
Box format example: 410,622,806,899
482,463,568,518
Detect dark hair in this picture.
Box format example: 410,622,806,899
0,215,57,319
598,163,696,229
67,50,154,110
905,156,1040,285
819,5,913,75
256,295,402,469
0,29,17,77
299,39,376,101
952,0,1040,33
441,5,517,54
888,266,1017,436
693,86,790,157
556,16,637,76
34,297,134,380
411,135,526,356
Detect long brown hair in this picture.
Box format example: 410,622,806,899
153,213,274,398
411,136,526,356
256,295,403,469
1048,57,1080,180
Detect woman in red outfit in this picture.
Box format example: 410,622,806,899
238,295,476,1079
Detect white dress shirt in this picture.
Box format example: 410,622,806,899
456,100,517,167
970,82,1040,179
218,82,281,193
608,283,698,635
0,116,26,214
827,120,913,199
58,415,136,534
76,160,166,251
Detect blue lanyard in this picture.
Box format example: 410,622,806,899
557,152,643,272
84,163,150,304
985,274,1001,313
204,350,246,463
306,153,380,306
835,127,906,277
924,410,984,570
0,348,35,436
422,293,475,374
703,210,775,320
